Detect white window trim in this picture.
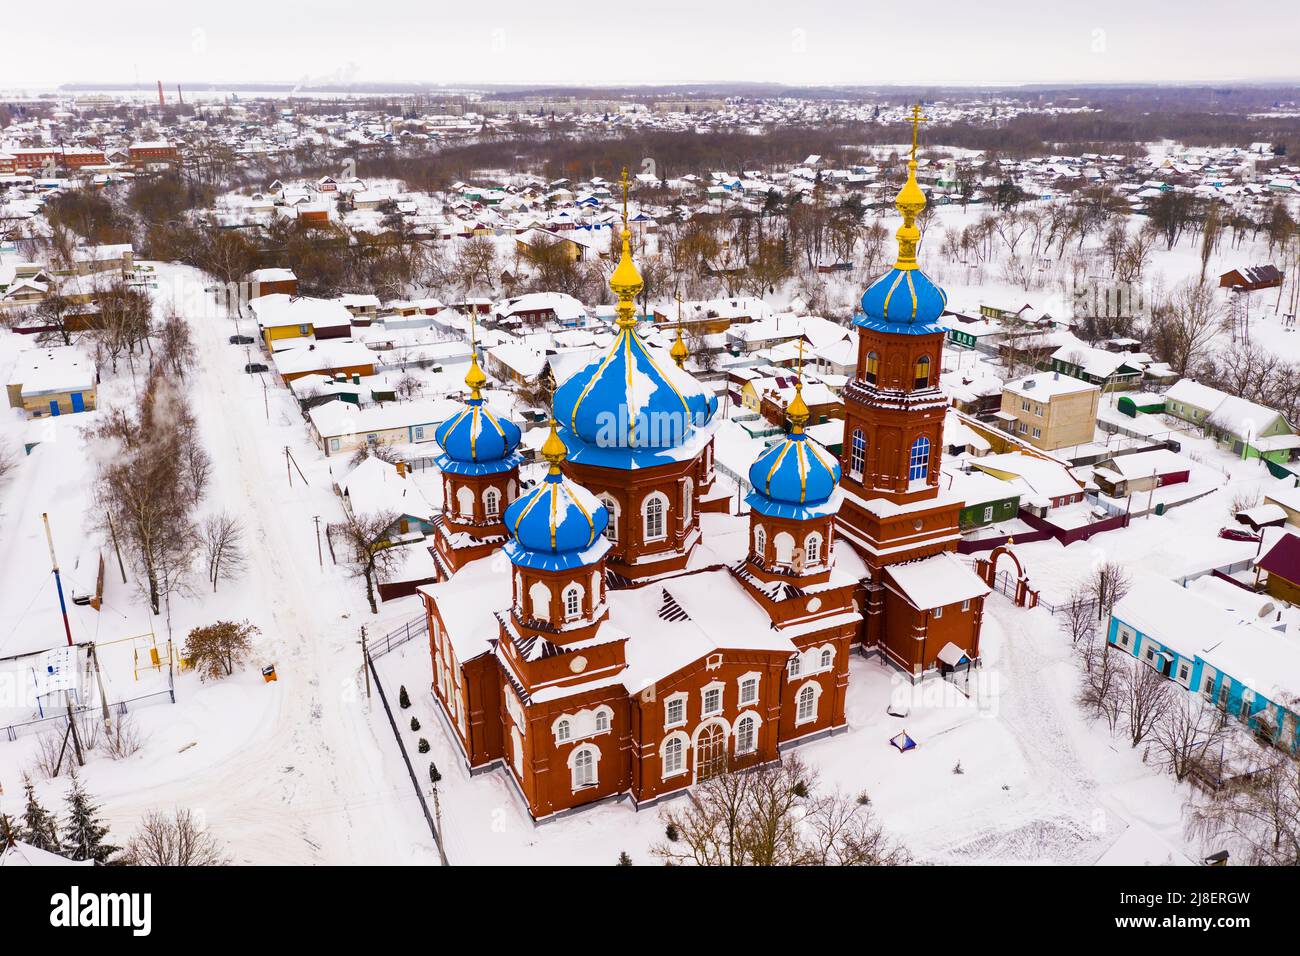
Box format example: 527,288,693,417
642,492,669,542
562,582,584,620
794,680,823,727
736,671,761,707
664,691,688,729
660,731,689,779
733,710,762,755
700,680,725,718
568,744,600,791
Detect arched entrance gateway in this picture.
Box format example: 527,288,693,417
974,541,1040,608
695,724,726,781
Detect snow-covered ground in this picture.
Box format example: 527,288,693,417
0,262,440,864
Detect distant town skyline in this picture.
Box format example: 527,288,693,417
5,0,1299,91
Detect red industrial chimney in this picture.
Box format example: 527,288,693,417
157,80,165,107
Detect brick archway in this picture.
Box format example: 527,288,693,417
975,542,1040,608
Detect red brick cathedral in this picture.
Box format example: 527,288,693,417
420,135,986,820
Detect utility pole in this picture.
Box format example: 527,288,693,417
105,510,128,583
360,625,371,700
314,515,323,567
42,513,74,647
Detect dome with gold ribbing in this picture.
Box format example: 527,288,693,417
433,338,522,476
746,381,843,520
503,420,610,571
855,104,948,335
551,169,717,468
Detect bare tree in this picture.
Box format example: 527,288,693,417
202,512,247,592
394,372,423,401
334,510,403,613
1151,694,1228,781
1077,634,1124,734
652,754,908,866
1122,658,1172,748
1061,584,1097,646
155,309,197,378
123,809,229,866
1087,560,1131,622
1186,747,1300,865
1150,281,1224,377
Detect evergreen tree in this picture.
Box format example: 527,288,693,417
417,738,430,754
20,776,61,854
0,811,17,848
617,851,633,866
62,771,119,864
410,716,420,732
399,685,411,709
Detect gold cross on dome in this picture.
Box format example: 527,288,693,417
620,166,630,225
908,104,928,162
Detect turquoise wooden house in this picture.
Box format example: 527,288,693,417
1109,575,1300,752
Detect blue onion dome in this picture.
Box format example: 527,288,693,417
434,354,522,475
503,421,610,570
856,266,947,330
552,171,717,465
552,327,717,453
745,384,843,520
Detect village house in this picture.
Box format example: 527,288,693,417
250,294,354,351
1089,449,1191,499
1049,343,1143,391
245,267,299,298
1111,574,1300,753
996,372,1100,451
5,345,97,418
1165,378,1298,462
1219,264,1284,292
271,340,378,384
969,451,1085,512
308,396,459,457
1254,530,1300,605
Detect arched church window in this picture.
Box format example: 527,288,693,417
644,494,666,541
866,351,879,385
484,487,500,519
682,478,694,525
599,495,619,542
456,484,475,518
914,355,931,390
805,533,823,566
908,436,931,483
753,524,766,560
850,429,866,477
563,584,583,620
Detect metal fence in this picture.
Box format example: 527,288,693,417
367,652,449,865
3,687,175,743
369,613,428,659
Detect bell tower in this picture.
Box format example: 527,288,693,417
835,105,969,646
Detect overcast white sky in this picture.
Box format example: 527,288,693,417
4,0,1298,90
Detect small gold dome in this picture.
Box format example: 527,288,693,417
540,418,568,473
786,382,810,432
464,353,487,398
